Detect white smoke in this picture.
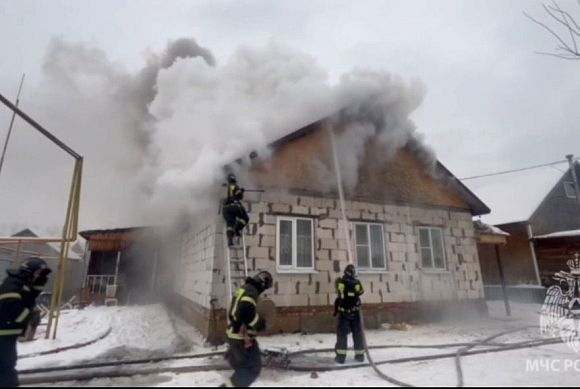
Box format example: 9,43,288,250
1,37,434,230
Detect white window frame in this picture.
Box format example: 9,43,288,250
353,222,387,272
564,181,578,199
418,226,448,271
276,216,315,272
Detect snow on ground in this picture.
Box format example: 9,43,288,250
17,304,197,370
18,301,580,386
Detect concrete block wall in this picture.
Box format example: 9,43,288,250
207,192,486,308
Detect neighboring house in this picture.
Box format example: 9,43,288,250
0,228,85,302
171,111,491,343
79,226,176,305
474,161,580,288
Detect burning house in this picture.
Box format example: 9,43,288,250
169,107,491,343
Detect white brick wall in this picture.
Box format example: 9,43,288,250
177,194,483,311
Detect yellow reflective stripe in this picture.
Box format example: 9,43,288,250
225,379,234,387
0,329,23,336
22,285,31,292
241,296,256,306
249,313,260,328
15,308,30,323
347,292,355,297
355,350,365,355
0,293,21,301
335,349,347,355
337,282,345,299
231,288,245,321
226,328,245,340
33,286,44,291
247,329,257,336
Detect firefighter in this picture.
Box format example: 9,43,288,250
0,257,51,387
222,270,273,387
222,173,249,247
333,263,365,364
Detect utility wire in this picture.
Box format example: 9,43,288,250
459,156,580,181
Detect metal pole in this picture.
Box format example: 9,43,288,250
114,250,121,285
328,125,354,264
566,154,580,207
0,93,81,159
494,244,511,317
0,74,25,178
46,159,81,339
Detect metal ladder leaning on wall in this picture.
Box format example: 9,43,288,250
224,227,249,304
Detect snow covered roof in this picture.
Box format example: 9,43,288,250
465,166,566,226
534,229,580,239
473,220,510,236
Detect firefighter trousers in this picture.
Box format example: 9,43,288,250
335,312,365,363
223,338,262,387
0,336,18,387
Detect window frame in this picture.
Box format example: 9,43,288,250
418,226,448,271
353,222,387,271
276,216,315,272
564,181,578,199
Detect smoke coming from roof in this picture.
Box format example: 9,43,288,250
0,37,435,229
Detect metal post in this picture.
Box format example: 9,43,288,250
566,154,580,207
527,224,542,286
494,244,511,317
114,250,121,285
46,158,82,339
0,74,25,179
328,125,354,264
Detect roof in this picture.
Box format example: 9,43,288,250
79,226,157,240
242,109,490,216
535,229,580,239
465,166,566,225
473,220,510,236
0,228,82,260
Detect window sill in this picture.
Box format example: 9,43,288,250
421,269,451,275
276,269,319,275
358,269,392,275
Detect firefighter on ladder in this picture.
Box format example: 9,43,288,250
0,257,51,387
222,173,249,247
334,264,365,364
222,270,273,387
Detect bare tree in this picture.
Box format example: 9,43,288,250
525,0,580,60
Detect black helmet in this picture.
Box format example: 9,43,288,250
227,173,237,183
252,270,273,292
14,257,51,280
344,264,356,278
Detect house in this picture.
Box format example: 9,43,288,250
170,109,492,343
79,226,177,305
0,228,85,303
472,161,580,293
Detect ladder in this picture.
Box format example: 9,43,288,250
224,227,249,304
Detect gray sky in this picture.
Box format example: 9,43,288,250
0,0,579,233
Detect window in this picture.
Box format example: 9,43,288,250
277,217,314,271
418,227,447,270
354,223,386,270
564,182,577,198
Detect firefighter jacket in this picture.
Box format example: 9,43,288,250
226,279,266,341
334,275,364,315
0,272,41,337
